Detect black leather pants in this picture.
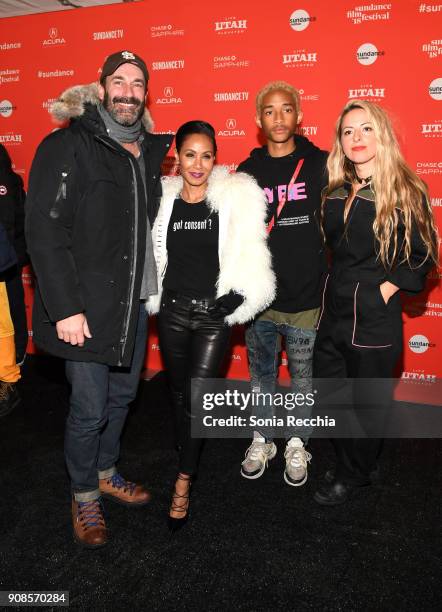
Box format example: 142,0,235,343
157,289,231,475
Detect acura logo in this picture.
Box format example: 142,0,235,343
49,27,58,39
226,118,236,129
164,86,173,97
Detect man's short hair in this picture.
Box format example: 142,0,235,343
256,81,301,116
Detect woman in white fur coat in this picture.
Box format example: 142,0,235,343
147,120,275,530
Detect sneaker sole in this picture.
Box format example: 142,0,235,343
284,470,308,487
240,445,277,480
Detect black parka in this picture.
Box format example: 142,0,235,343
0,143,27,267
26,88,173,366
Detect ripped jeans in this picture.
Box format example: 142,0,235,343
245,319,316,441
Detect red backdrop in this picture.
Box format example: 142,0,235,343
0,0,440,402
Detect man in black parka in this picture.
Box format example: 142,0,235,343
26,51,173,548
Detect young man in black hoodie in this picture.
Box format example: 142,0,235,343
237,81,328,486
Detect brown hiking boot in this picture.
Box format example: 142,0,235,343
99,473,151,506
72,498,107,548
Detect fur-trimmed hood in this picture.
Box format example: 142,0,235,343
49,82,154,132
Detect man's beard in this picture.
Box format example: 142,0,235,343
103,92,144,126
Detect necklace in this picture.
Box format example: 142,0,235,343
355,175,372,185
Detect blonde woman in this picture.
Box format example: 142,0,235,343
313,100,438,505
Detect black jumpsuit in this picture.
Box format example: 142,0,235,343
313,182,433,485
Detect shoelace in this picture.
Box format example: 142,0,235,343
286,447,312,468
244,442,269,463
78,500,104,529
107,473,136,494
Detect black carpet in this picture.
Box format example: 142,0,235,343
0,356,440,611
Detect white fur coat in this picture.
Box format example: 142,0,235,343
146,165,276,325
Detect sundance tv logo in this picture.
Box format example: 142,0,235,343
151,59,185,71
93,29,124,41
289,9,316,31
356,43,384,65
156,86,183,104
218,118,246,138
42,27,66,46
214,91,249,102
408,334,435,354
214,18,247,34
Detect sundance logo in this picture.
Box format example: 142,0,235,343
422,39,442,59
289,9,316,31
0,69,20,85
429,77,442,100
156,86,182,104
214,91,249,102
215,18,247,33
347,4,391,24
0,100,15,118
217,118,246,138
42,27,66,46
348,86,385,99
357,43,384,65
408,334,435,354
0,42,21,50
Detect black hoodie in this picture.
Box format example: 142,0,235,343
237,135,328,313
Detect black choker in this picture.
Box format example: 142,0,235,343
355,175,372,184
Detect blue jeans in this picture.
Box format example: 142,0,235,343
64,303,148,501
245,319,316,440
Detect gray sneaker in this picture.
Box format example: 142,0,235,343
284,438,312,487
241,440,277,479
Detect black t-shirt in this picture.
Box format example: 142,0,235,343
237,137,328,313
163,197,219,298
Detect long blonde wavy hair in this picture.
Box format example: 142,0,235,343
324,100,438,268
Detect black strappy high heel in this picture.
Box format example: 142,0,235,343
168,473,191,533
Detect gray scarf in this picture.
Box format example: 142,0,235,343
97,103,142,143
